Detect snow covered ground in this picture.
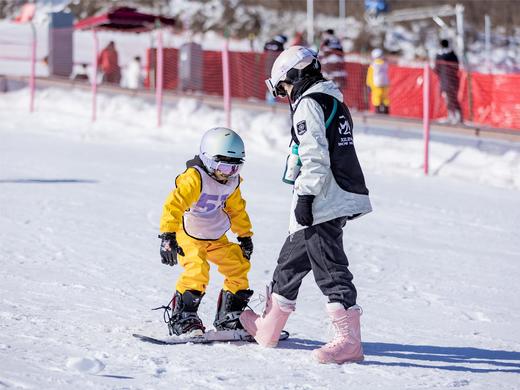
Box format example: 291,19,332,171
1,88,520,389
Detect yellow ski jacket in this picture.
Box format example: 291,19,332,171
160,166,253,239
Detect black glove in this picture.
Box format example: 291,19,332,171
159,232,185,266
294,195,315,226
237,236,253,260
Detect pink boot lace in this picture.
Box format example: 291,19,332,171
324,313,351,349
313,304,363,363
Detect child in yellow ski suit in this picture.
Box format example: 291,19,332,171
366,48,390,114
158,127,254,337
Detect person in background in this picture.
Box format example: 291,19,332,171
125,56,143,90
72,63,89,82
366,48,390,114
264,34,288,52
98,41,121,85
434,39,462,124
319,29,346,91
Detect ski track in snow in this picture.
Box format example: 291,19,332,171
1,90,520,389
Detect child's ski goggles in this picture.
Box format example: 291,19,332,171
201,153,244,178
215,160,243,177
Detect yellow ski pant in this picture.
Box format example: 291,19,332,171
371,86,390,107
175,229,251,294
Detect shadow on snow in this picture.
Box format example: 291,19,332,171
280,339,520,373
363,342,520,373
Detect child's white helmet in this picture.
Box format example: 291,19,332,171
265,46,320,98
199,127,245,178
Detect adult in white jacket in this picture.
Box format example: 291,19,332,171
240,46,372,364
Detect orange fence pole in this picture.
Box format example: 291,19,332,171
423,62,431,175
222,38,231,128
155,26,164,128
29,22,36,112
91,30,98,122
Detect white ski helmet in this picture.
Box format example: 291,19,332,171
371,48,383,59
199,127,245,178
265,45,320,98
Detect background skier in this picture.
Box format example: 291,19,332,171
434,39,463,124
366,48,390,114
319,29,347,91
241,46,372,364
159,127,254,337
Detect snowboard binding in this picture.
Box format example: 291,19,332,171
213,289,254,331
155,290,205,336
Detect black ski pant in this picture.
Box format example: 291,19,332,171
272,217,357,309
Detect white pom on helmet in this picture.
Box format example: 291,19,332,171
371,48,383,59
199,127,245,178
265,46,320,98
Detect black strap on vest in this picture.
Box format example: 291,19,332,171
291,92,338,145
290,92,369,195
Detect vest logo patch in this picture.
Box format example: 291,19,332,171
296,120,307,135
338,115,351,135
338,115,353,146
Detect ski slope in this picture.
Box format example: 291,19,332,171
1,88,520,389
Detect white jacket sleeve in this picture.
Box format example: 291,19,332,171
293,98,330,196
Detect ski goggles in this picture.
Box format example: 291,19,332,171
265,78,287,98
201,153,243,178
214,160,243,177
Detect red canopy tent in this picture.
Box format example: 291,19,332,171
74,7,175,32
74,7,176,126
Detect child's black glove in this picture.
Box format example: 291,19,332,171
294,195,315,226
237,236,253,260
159,232,185,266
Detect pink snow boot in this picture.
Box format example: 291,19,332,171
312,303,364,364
240,291,295,348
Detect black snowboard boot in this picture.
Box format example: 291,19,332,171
213,289,254,330
168,290,205,336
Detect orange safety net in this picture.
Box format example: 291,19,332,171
145,48,520,131
145,48,178,90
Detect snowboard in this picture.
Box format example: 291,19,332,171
133,329,289,345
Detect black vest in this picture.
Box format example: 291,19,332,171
291,92,369,195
